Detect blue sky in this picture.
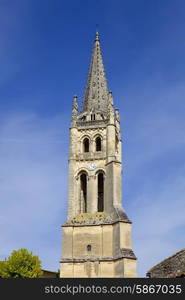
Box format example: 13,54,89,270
0,0,185,277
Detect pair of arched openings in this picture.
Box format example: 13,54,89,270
83,136,102,153
79,171,104,213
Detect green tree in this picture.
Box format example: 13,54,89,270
0,249,43,278
0,261,7,278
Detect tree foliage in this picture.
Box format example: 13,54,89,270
0,248,43,278
0,261,7,278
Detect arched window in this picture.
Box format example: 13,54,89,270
95,137,101,151
97,173,104,212
80,173,87,213
83,138,89,152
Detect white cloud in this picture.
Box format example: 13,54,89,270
127,158,185,277
0,82,184,277
122,82,185,277
0,112,68,270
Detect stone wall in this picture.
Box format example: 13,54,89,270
60,220,137,278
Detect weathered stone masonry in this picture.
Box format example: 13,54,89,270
60,32,137,278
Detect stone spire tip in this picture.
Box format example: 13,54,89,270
95,31,99,41
82,30,109,113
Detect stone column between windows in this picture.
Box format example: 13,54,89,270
76,176,81,215
87,174,97,213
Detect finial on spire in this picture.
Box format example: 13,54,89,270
95,31,99,41
115,108,120,122
108,91,114,115
71,95,78,127
72,95,78,116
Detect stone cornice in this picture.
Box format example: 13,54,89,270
76,120,108,128
60,249,137,263
62,218,132,227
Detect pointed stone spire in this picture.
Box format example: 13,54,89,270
82,32,109,113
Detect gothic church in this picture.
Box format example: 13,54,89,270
60,32,137,278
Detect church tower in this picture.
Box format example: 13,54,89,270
60,32,137,278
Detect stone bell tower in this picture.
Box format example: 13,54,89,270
60,32,137,278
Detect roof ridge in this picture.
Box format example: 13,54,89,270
147,248,185,273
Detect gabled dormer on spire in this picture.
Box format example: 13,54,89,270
82,32,109,114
